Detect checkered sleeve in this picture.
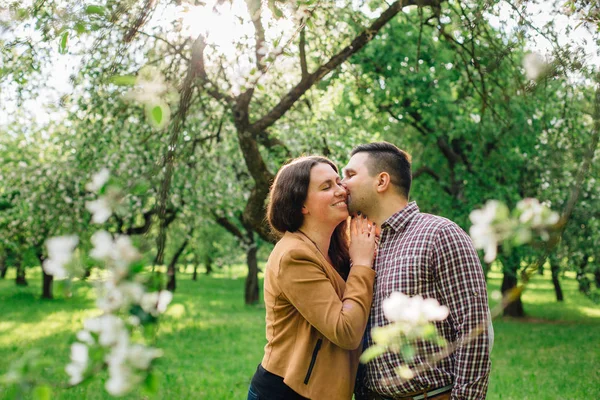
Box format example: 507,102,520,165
432,223,491,400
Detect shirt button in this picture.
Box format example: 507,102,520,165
473,291,478,296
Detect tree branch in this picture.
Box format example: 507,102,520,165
412,166,440,181
245,0,267,73
299,26,308,80
250,0,444,134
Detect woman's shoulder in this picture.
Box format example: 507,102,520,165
273,232,321,264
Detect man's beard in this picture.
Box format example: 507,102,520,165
347,196,361,215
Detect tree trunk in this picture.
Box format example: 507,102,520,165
245,243,259,305
192,263,198,281
166,237,189,292
576,255,590,294
595,269,600,289
550,259,563,302
204,255,213,276
38,254,53,300
500,252,524,317
0,256,7,279
15,258,27,286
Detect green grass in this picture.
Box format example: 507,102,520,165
0,266,598,399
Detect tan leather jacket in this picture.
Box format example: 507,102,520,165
261,231,376,400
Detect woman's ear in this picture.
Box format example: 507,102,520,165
301,205,309,215
376,172,391,193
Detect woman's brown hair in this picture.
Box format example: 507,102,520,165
267,156,350,279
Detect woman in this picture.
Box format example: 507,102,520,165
248,156,377,400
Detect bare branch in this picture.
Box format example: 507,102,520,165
245,0,267,72
412,166,440,181
299,26,308,80
123,0,157,43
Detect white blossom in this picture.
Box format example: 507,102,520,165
141,290,173,316
127,344,163,370
83,315,126,347
421,298,450,321
469,201,505,263
397,365,415,380
516,198,559,227
76,330,95,345
114,236,141,264
90,230,114,260
382,293,448,325
96,281,126,312
65,342,88,385
470,113,481,123
105,363,139,396
43,235,79,279
86,197,112,224
86,168,110,193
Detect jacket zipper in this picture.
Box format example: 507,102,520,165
304,338,323,384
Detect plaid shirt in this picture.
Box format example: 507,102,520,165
360,202,491,399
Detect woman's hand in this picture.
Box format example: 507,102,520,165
349,214,378,268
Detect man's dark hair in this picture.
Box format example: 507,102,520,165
351,142,412,198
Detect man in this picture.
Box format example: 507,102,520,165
342,142,492,400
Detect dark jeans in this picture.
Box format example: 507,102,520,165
247,384,260,400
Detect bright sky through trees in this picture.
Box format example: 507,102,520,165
0,0,598,128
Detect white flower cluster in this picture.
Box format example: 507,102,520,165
85,168,117,224
361,293,450,381
43,235,79,279
66,315,163,396
383,292,449,325
516,198,560,232
469,198,559,263
43,169,172,396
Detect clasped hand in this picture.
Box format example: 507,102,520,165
349,215,378,268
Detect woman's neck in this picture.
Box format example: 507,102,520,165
298,221,334,257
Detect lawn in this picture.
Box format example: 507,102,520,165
0,266,598,399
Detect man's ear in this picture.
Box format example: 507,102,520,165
375,172,391,193
301,205,309,215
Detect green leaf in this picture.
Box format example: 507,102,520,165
359,344,386,363
400,344,415,362
32,385,52,400
58,31,68,54
145,101,171,130
74,22,87,34
151,106,163,124
109,75,137,86
85,5,106,16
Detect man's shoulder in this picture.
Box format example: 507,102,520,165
412,212,456,230
411,212,470,239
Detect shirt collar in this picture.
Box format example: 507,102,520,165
381,201,420,232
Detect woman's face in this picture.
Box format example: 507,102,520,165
302,163,348,226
